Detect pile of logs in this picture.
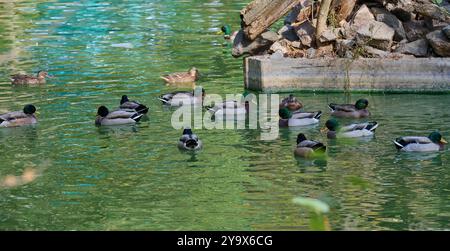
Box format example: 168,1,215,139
232,0,450,59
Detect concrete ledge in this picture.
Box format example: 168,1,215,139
244,56,450,93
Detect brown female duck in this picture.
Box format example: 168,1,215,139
11,71,52,85
280,94,303,111
160,67,199,84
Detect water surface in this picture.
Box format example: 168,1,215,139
0,0,449,230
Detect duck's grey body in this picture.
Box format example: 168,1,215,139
0,111,37,127
208,100,247,119
394,136,443,152
95,107,143,126
0,105,37,128
119,96,149,115
178,129,202,151
279,110,322,127
159,91,202,106
294,133,326,158
328,122,378,139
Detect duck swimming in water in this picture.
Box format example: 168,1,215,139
119,95,149,115
11,71,52,85
95,106,143,126
294,133,327,158
159,88,205,106
0,105,37,128
329,99,370,118
279,107,322,127
207,100,247,120
178,128,202,151
160,67,200,84
280,94,303,111
393,132,447,152
220,25,238,42
324,119,379,139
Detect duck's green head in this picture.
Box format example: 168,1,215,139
296,133,307,144
120,95,129,105
23,104,36,115
325,119,339,131
429,131,448,144
221,25,232,36
97,106,109,117
183,128,193,135
279,107,292,119
355,99,369,110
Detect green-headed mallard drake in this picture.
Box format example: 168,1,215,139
0,104,37,128
207,100,247,120
220,25,238,42
329,99,370,118
324,118,379,139
178,128,202,151
119,95,149,115
206,91,257,119
11,71,52,85
279,107,322,127
280,94,303,111
160,67,200,84
393,132,447,152
294,133,327,158
159,87,205,106
95,106,143,126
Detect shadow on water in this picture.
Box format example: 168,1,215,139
393,151,444,167
295,156,328,173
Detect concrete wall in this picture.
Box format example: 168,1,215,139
244,55,450,93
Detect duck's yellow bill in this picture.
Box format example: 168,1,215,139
320,127,329,133
216,31,224,35
441,138,448,144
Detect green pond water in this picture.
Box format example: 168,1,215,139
0,0,449,230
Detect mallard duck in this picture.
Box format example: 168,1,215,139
329,99,370,118
11,71,52,85
160,67,200,84
294,133,327,158
280,94,303,111
393,132,447,152
119,95,149,115
95,106,143,126
324,119,378,139
207,100,247,119
178,128,202,151
279,107,322,127
0,105,37,128
159,88,205,106
220,25,238,42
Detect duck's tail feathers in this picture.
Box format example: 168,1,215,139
393,139,404,150
131,113,144,122
158,98,169,104
313,144,327,153
314,111,322,119
136,104,149,114
328,103,336,112
160,76,169,82
366,122,378,131
185,139,199,149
